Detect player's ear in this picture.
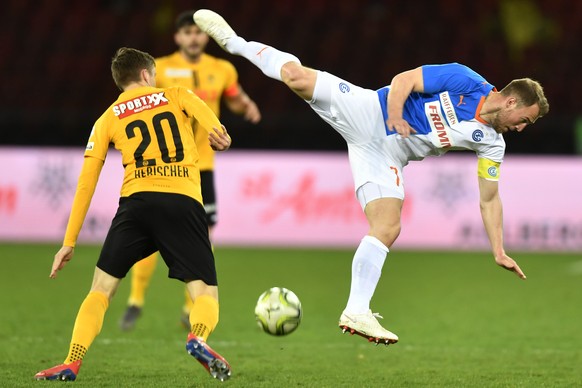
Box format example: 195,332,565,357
506,96,518,109
141,68,155,86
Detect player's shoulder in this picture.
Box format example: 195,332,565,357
423,62,482,78
91,102,116,136
161,85,190,95
458,119,501,139
101,95,125,120
94,108,110,126
155,52,180,66
459,120,505,157
160,85,200,104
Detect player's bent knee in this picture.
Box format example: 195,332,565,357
89,284,118,300
185,280,219,301
90,267,121,300
281,62,303,81
370,224,401,248
281,64,315,94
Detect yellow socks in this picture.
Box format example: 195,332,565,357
64,291,109,364
128,253,158,307
188,295,219,341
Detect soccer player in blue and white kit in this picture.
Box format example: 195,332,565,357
194,10,549,345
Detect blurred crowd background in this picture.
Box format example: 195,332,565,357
1,0,580,154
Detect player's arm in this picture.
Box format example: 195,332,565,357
50,156,104,279
224,84,261,124
180,88,231,151
386,67,424,138
477,160,526,280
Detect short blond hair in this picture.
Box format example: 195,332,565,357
111,47,155,90
500,78,549,117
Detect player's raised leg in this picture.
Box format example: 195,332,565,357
194,9,317,101
35,268,118,381
184,280,231,381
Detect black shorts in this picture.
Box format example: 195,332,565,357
97,192,217,285
200,170,217,227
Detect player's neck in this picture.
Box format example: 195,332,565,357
123,81,151,92
180,50,203,64
478,93,502,125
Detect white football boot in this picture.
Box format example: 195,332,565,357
194,9,237,50
339,310,399,345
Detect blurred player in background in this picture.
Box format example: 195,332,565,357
35,47,232,382
193,9,549,346
120,10,261,331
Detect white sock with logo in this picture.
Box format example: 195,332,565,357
226,36,301,81
344,235,388,315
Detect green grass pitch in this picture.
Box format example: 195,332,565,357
1,243,581,387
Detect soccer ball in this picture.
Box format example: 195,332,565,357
254,287,302,336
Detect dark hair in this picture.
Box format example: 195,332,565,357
175,10,196,31
500,78,549,117
111,47,155,90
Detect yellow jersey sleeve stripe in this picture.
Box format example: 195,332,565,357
478,157,501,181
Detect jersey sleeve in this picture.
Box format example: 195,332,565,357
84,115,110,161
177,87,222,135
62,156,105,246
475,131,505,163
66,115,109,246
221,60,240,98
422,63,492,95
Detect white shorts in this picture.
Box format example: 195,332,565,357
307,71,407,209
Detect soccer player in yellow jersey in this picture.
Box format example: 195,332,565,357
35,47,233,382
120,10,261,331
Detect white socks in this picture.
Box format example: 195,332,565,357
344,236,388,314
225,36,301,81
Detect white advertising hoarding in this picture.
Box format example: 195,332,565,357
0,147,580,251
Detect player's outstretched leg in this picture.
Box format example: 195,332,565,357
339,310,399,346
184,290,230,380
186,333,231,381
35,276,112,382
194,9,301,82
193,9,236,50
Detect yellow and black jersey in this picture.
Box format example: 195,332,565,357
155,52,239,170
86,85,221,204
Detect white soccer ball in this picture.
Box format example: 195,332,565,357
254,287,302,336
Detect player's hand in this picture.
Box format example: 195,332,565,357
495,253,526,280
50,246,74,279
386,118,417,138
244,101,261,124
209,125,231,151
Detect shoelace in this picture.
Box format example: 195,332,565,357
371,312,384,320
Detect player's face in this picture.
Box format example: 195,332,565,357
491,101,539,134
175,25,209,60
